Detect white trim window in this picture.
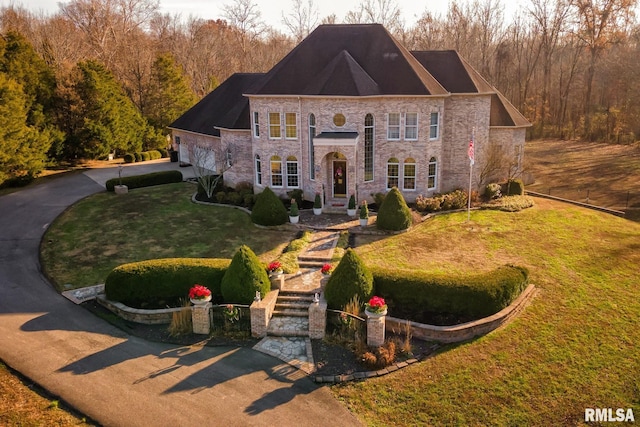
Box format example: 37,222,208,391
252,111,260,137
255,154,262,185
269,112,281,138
309,114,316,180
387,157,400,189
270,155,283,187
285,112,297,139
286,156,299,188
405,113,418,140
387,113,400,140
403,158,416,190
429,112,439,140
364,113,374,181
428,157,437,189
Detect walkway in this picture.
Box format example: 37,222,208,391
0,161,361,427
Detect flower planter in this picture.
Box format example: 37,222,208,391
359,218,368,227
365,308,388,318
347,208,357,217
313,208,322,215
289,215,299,224
191,295,211,305
114,185,128,195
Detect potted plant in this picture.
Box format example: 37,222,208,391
365,295,388,317
289,199,299,224
359,200,369,227
267,261,283,276
114,165,128,194
189,284,212,305
313,193,322,215
320,263,333,275
347,194,357,216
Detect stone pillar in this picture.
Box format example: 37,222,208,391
365,310,387,347
308,294,327,339
250,290,279,338
270,273,284,290
191,303,211,335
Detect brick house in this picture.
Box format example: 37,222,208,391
169,24,530,207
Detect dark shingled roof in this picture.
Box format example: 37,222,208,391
169,73,265,137
246,24,447,96
412,50,530,127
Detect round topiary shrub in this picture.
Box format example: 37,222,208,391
123,153,135,163
376,187,412,231
251,187,288,226
324,248,373,310
220,245,271,304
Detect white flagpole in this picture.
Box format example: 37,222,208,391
467,127,475,222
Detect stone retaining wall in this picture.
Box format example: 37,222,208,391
386,284,536,343
96,295,182,325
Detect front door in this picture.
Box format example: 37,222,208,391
333,160,347,198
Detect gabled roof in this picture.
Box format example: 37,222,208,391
246,24,447,96
169,73,265,137
412,50,530,127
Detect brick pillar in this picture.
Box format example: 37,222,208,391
366,310,386,347
270,274,284,290
308,295,327,339
191,303,211,335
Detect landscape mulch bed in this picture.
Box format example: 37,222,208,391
83,301,439,377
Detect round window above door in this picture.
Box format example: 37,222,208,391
333,113,346,127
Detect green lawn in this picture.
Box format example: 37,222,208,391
333,199,640,426
41,182,297,290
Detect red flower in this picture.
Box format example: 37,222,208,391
188,284,211,299
368,296,386,308
267,261,282,273
321,263,332,275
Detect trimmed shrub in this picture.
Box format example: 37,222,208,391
485,183,502,199
141,151,151,161
149,150,162,160
371,265,529,320
415,194,441,212
372,192,386,207
106,170,183,191
360,200,369,219
289,199,299,216
134,152,142,162
484,195,535,212
104,258,230,306
348,194,356,210
158,148,169,158
324,249,374,310
220,245,271,304
314,193,322,209
441,189,468,211
376,187,412,231
123,153,135,163
287,189,304,208
251,187,288,226
228,192,243,206
503,179,525,196
215,191,227,204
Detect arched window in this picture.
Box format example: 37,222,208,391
403,158,416,190
364,114,374,181
387,157,399,189
270,155,282,187
428,157,437,189
286,156,299,188
309,114,316,180
255,154,262,185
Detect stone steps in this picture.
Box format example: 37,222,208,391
267,315,309,337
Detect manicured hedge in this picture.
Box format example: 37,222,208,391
105,170,183,191
104,258,231,306
371,265,529,319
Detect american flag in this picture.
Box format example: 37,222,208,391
468,134,475,166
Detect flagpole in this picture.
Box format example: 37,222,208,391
467,158,473,222
467,127,475,222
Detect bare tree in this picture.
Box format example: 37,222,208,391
282,0,319,42
223,0,265,70
344,0,404,35
188,140,238,200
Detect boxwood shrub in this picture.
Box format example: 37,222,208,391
371,264,529,320
325,249,373,310
221,245,271,304
104,258,230,306
106,170,183,191
251,187,288,226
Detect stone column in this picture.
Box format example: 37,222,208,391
308,294,327,339
365,310,387,347
270,273,284,290
192,303,211,335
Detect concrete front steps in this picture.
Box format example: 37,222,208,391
267,291,315,337
297,255,327,269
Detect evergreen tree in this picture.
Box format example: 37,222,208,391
145,53,196,132
0,73,51,186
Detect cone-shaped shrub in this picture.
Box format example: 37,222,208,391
324,249,373,310
376,187,412,231
251,187,288,226
221,245,271,304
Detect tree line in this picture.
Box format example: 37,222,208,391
0,0,638,187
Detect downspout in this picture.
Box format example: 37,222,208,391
298,97,304,200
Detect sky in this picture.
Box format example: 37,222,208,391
0,0,527,32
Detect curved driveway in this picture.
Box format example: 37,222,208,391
0,162,361,427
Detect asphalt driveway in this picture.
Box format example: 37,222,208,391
0,163,361,426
